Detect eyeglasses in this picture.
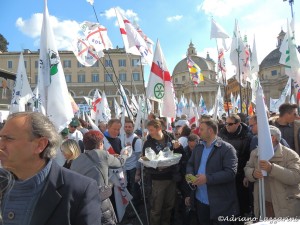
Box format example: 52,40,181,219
70,126,77,128
175,133,180,136
225,122,237,126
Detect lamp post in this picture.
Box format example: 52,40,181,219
283,0,294,18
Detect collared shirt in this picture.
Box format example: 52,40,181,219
196,139,217,205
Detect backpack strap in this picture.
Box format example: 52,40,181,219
132,136,138,152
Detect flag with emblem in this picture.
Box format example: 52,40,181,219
91,89,102,121
146,40,176,118
10,53,33,113
37,0,73,131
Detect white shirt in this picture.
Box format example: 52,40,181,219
123,133,143,170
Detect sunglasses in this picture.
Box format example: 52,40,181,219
70,126,77,128
225,122,237,126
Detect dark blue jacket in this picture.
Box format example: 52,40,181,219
186,137,239,219
30,161,102,225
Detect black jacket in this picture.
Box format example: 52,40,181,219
142,130,183,180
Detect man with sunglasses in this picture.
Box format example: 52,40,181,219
218,113,253,219
68,118,83,142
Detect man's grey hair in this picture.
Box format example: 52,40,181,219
8,112,61,159
269,125,281,142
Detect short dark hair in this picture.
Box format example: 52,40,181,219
187,133,199,142
107,118,121,128
228,113,241,123
279,103,298,117
200,119,218,134
83,130,104,150
147,119,162,129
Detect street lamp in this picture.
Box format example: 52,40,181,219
283,0,294,18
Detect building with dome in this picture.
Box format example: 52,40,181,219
258,29,290,109
172,41,222,110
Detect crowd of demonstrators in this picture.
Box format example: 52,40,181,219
0,112,101,225
1,102,300,225
70,130,128,225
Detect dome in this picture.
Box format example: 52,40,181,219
259,48,281,69
172,55,213,75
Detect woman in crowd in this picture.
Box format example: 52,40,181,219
70,130,128,225
60,139,81,169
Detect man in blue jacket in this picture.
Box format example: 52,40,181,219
0,112,101,225
186,119,239,225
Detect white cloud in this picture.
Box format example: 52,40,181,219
198,0,255,17
16,13,80,50
102,7,140,24
166,15,183,22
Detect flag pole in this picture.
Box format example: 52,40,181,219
215,39,230,116
88,4,135,118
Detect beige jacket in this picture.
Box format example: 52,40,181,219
244,144,300,217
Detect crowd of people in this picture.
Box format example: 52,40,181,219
0,102,299,225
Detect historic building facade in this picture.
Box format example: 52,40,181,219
172,42,222,110
258,30,289,108
0,47,145,109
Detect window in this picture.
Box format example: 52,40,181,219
105,59,112,67
175,78,178,83
271,70,277,76
182,76,186,82
132,72,140,81
119,59,126,67
119,73,127,82
63,60,71,68
7,61,12,69
131,59,140,67
24,61,27,69
92,61,99,67
35,75,38,84
92,73,99,82
77,61,84,68
78,74,85,83
105,73,113,82
65,74,72,83
35,60,39,68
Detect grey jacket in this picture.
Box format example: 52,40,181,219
186,137,239,219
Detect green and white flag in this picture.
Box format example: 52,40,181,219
37,0,73,131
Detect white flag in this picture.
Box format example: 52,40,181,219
86,0,94,5
37,0,73,131
210,19,230,39
230,20,247,87
91,89,101,121
10,53,33,113
113,98,122,119
256,85,274,175
71,37,101,67
98,91,111,123
279,19,300,86
115,8,153,65
146,40,176,118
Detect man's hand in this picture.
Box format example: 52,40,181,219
185,197,191,207
252,169,263,179
243,177,249,187
259,160,272,173
172,140,181,149
192,174,207,186
135,173,141,183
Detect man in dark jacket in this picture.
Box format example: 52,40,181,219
0,112,101,225
218,113,253,217
186,119,239,225
142,119,183,225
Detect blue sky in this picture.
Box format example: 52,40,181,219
1,0,300,82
